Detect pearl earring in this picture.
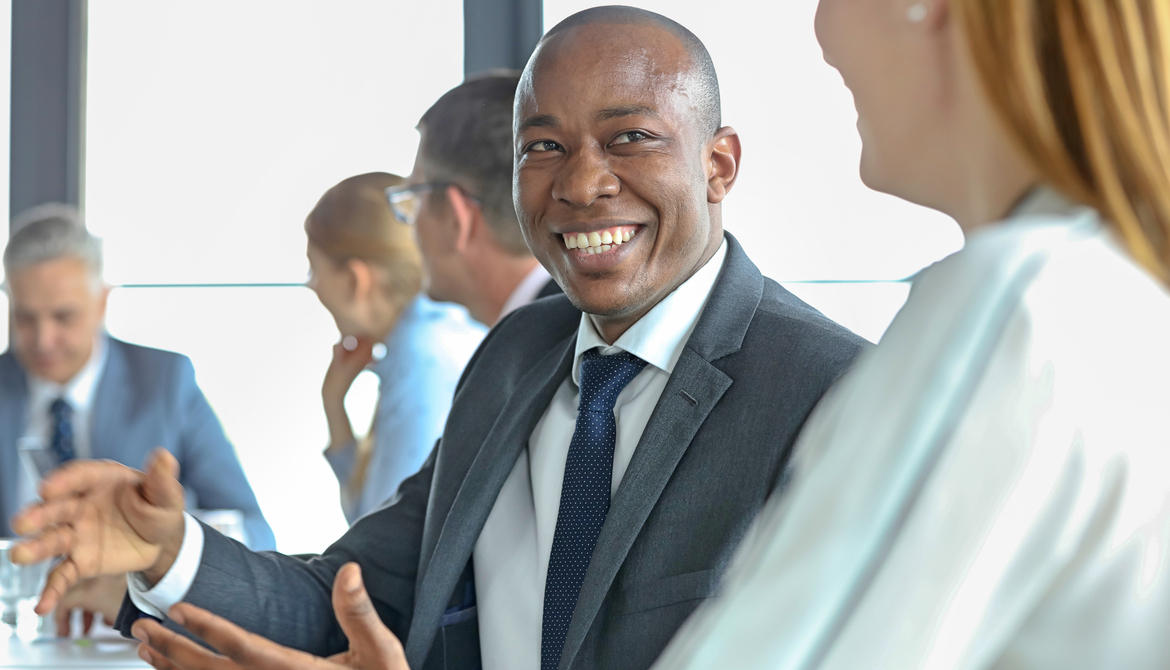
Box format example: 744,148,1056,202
907,3,928,22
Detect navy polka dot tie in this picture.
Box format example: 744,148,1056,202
541,349,648,670
50,398,75,464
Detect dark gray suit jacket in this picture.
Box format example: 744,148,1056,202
117,234,866,670
0,337,275,549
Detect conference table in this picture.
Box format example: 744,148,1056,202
0,626,148,669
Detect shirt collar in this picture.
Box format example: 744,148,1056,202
572,239,728,386
499,263,553,323
28,332,110,412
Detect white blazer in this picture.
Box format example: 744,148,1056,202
654,190,1170,670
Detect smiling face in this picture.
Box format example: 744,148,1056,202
514,22,731,336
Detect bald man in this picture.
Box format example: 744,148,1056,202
11,7,866,670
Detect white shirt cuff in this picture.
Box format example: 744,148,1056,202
126,512,205,620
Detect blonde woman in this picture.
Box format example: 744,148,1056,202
655,1,1170,669
306,172,486,524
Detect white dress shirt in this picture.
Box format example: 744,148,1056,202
16,335,109,509
498,263,553,323
474,240,727,670
653,193,1170,670
128,240,728,664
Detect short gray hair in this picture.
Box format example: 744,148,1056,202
3,203,104,290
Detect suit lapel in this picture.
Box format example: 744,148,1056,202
559,233,764,670
88,338,125,460
0,353,29,534
405,332,578,664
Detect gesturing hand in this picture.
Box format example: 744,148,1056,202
8,448,187,615
54,574,130,637
131,563,409,670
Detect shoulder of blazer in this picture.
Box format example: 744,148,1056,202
100,337,197,404
0,350,28,400
451,292,581,394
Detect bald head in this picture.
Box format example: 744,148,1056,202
511,5,740,342
537,5,721,136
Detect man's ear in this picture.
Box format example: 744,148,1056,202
97,285,111,321
706,127,741,204
345,258,375,303
446,185,483,253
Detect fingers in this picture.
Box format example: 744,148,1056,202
10,495,85,539
332,563,407,669
83,611,95,635
138,644,182,670
39,459,141,502
12,523,76,564
36,559,82,615
133,618,240,670
55,607,73,638
141,450,183,508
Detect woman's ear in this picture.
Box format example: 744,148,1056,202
345,258,375,304
706,127,742,204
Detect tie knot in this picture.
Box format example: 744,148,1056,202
50,397,73,420
578,349,648,414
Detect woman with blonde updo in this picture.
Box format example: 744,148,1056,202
656,1,1170,668
306,172,486,524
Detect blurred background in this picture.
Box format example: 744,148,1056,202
1,0,961,553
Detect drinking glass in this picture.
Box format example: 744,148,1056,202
0,539,50,637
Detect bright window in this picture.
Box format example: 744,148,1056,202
544,0,964,342
85,0,463,553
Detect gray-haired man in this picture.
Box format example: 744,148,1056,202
0,204,275,546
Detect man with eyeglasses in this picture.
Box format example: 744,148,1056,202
11,7,867,670
386,71,562,328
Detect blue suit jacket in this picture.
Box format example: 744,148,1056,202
0,336,275,549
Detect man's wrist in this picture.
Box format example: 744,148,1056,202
142,520,186,587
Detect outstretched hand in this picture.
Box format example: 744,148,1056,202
131,563,409,670
8,448,188,614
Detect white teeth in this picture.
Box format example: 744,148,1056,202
565,227,637,252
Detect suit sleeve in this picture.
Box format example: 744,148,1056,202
172,356,276,550
118,441,438,655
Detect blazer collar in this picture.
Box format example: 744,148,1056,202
89,337,127,459
558,231,764,670
405,330,579,666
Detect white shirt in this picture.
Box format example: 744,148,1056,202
127,240,729,661
474,240,727,670
16,335,109,509
653,195,1170,670
498,263,553,323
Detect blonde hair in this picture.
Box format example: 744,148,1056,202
956,0,1170,282
305,172,424,490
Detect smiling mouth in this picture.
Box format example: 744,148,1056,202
560,225,639,254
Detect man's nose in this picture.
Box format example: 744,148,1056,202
34,322,56,353
551,145,620,208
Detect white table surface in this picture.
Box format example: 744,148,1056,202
0,635,149,669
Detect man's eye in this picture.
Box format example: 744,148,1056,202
525,140,563,153
610,131,648,145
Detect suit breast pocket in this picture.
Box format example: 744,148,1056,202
612,569,721,616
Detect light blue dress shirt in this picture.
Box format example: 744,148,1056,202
325,294,487,524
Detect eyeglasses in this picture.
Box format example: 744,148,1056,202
384,182,480,225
